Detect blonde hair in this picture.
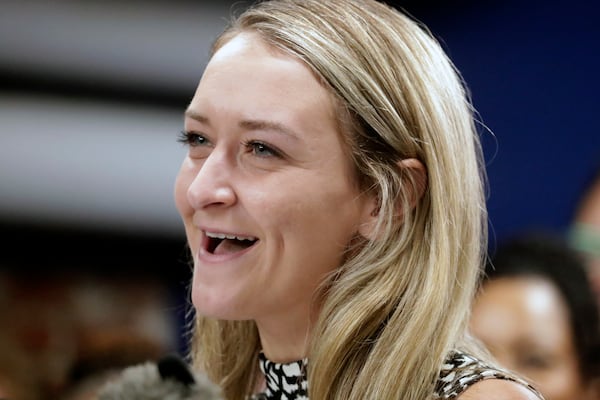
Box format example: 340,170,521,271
191,1,488,399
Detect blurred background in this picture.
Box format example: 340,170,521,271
1,0,598,398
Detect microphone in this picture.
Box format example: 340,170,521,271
97,354,223,400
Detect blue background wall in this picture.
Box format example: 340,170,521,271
401,0,600,248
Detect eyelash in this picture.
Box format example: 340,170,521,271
241,139,282,158
177,130,206,147
178,131,282,159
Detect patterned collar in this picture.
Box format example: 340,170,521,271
252,350,543,399
256,352,308,399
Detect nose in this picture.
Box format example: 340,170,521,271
186,150,237,209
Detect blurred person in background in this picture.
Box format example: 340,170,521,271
569,164,600,305
0,329,40,400
470,232,600,400
0,270,176,400
0,273,42,400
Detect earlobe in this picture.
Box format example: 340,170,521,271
357,158,427,241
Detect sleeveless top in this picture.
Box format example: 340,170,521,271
250,349,543,399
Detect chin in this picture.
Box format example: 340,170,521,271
192,291,249,321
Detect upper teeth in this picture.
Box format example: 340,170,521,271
205,231,256,241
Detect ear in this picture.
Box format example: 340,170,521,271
397,158,427,211
357,189,380,240
358,158,427,240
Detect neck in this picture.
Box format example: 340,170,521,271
255,305,314,363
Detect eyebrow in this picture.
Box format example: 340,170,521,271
238,119,299,139
184,109,299,139
184,109,210,125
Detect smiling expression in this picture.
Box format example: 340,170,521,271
174,32,373,330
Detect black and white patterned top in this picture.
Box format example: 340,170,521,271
250,349,543,399
434,350,542,399
252,352,308,400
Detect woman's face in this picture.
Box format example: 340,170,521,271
175,33,372,326
470,277,590,400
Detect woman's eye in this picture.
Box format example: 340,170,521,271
518,353,552,370
244,140,281,158
177,130,208,147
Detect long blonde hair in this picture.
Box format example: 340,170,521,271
191,1,488,399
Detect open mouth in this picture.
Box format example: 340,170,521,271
204,231,258,255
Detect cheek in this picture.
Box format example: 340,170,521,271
534,338,584,399
278,192,360,261
259,178,357,229
534,364,585,400
174,163,194,217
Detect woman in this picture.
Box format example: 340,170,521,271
470,233,600,400
174,0,543,398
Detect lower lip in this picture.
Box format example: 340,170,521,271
196,241,259,264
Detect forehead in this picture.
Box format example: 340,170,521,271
192,32,336,123
204,33,326,98
186,33,361,168
481,277,573,341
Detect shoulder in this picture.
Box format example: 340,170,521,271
456,378,542,400
434,350,543,400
